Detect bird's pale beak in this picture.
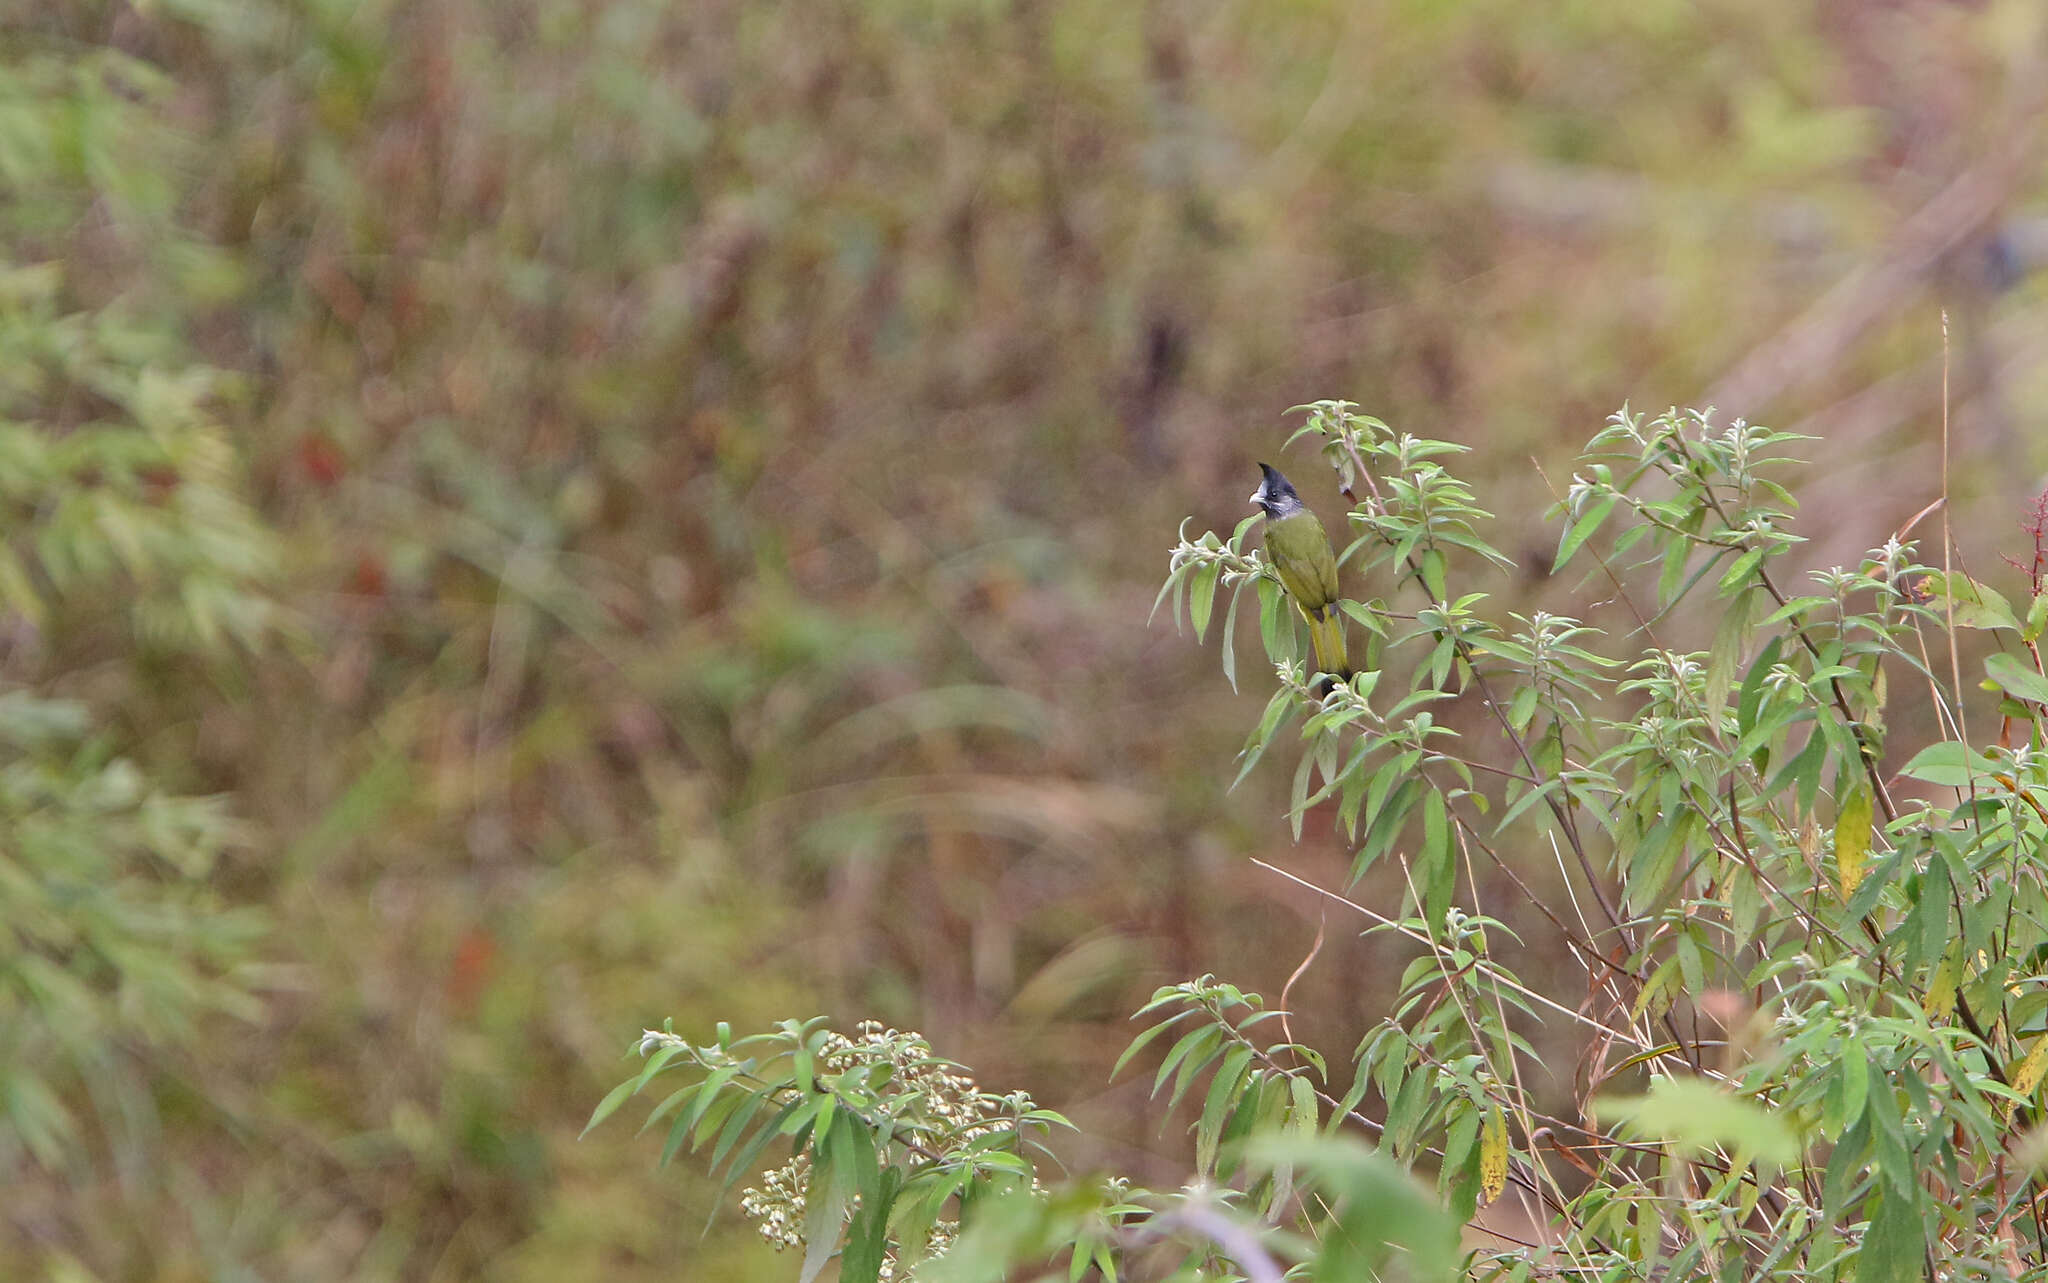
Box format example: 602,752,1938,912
1248,489,1263,506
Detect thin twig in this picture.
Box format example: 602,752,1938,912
1252,858,1704,1073
1277,916,1325,1060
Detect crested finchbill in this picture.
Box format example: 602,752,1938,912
1250,463,1350,685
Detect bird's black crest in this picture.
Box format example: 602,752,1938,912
1256,462,1298,500
1251,462,1303,517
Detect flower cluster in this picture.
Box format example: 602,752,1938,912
823,1021,1024,1145
737,1155,809,1250
736,1021,1034,1271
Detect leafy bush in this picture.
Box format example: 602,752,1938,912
0,20,276,1273
604,401,2048,1280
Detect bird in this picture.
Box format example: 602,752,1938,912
1250,462,1351,687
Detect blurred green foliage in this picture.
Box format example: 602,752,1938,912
0,21,275,1278
2,0,2044,1278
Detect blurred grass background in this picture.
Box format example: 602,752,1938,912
4,0,2047,1278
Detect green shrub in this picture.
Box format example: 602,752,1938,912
0,21,276,1273
604,399,2048,1280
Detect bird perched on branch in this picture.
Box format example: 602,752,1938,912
1250,462,1350,688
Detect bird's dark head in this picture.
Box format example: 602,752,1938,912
1250,462,1303,518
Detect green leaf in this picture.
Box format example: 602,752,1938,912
1232,688,1299,791
1418,790,1454,928
1896,740,1980,787
1863,1079,1914,1198
914,1180,1057,1283
1387,1067,1430,1157
1289,744,1317,841
1985,651,2048,707
1508,683,1539,732
1155,1024,1223,1108
1217,1069,1278,1174
679,1064,740,1135
841,1164,904,1283
800,1111,867,1283
1822,1113,1872,1220
640,1083,698,1137
1837,1038,1869,1136
715,1099,801,1202
1419,547,1448,599
1289,1071,1321,1135
1717,546,1766,596
1112,1010,1193,1080
1243,1135,1460,1283
1440,1104,1480,1202
1354,777,1422,883
1737,636,1784,740
1190,563,1220,643
1773,731,1827,816
1595,1076,1802,1164
707,1090,770,1172
676,1087,745,1165
1151,560,1187,628
1195,1045,1255,1175
1554,493,1617,571
585,1073,645,1139
1220,580,1244,691
1444,1133,1482,1225
1492,775,1560,834
1915,853,1951,975
1858,1184,1927,1283
1656,539,1693,606
1675,932,1704,997
1257,576,1295,664
1935,573,2019,632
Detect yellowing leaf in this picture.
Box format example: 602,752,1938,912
1479,1105,1507,1204
2014,1036,2048,1102
1797,820,1822,879
1834,787,1872,901
1925,951,1960,1021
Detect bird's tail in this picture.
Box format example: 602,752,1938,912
1306,607,1351,687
